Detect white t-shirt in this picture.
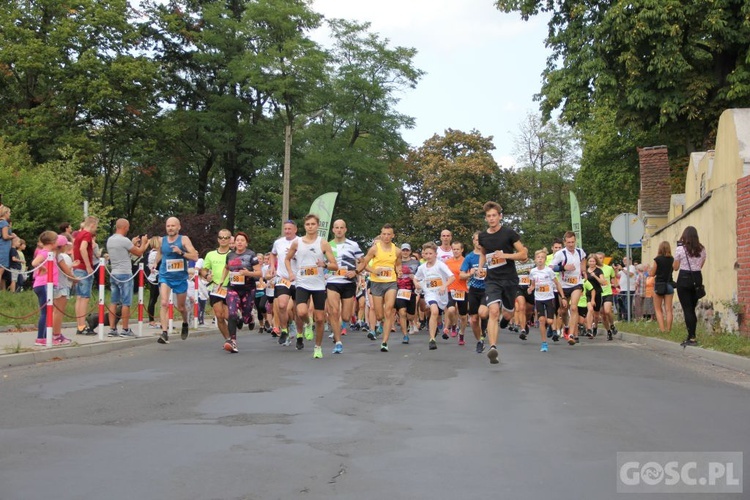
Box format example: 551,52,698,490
415,260,453,309
550,247,586,289
271,236,298,280
618,265,637,291
529,267,557,301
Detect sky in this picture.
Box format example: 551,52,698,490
311,0,552,167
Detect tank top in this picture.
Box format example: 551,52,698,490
295,236,326,291
369,242,398,283
158,235,188,285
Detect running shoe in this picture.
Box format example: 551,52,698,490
458,334,465,346
585,329,594,339
223,339,238,353
442,330,449,340
402,335,409,344
481,330,487,341
380,343,388,352
223,340,232,351
568,336,577,345
108,329,119,337
519,330,527,341
328,332,334,339
376,324,383,336
476,340,485,353
34,338,46,346
428,339,437,350
157,331,169,344
304,324,314,341
540,342,548,353
607,329,613,341
419,320,427,330
181,322,189,340
278,330,288,345
313,345,323,359
450,326,458,338
552,332,560,342
119,328,135,337
487,346,499,364
499,317,509,329
611,324,618,336
53,335,72,346
409,323,419,335
332,342,343,354
341,327,347,336
546,325,553,338
75,327,88,335
367,331,376,341
236,319,243,330
249,320,256,331
592,327,598,337
271,328,279,338
296,337,304,350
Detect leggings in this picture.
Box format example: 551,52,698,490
34,285,47,340
676,271,702,340
227,288,254,338
147,281,160,322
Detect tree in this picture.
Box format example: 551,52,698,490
506,114,579,253
398,129,506,247
495,0,750,156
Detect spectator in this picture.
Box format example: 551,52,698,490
31,231,59,346
649,241,675,332
673,226,706,346
0,206,13,290
146,236,161,327
9,237,24,292
617,256,636,320
73,216,99,336
52,234,75,345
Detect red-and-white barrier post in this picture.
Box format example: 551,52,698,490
98,258,106,340
137,263,144,337
168,289,174,334
45,252,54,347
193,272,199,329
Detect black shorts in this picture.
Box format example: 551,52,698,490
602,295,614,304
447,294,468,315
295,287,326,310
535,299,556,319
276,283,296,298
209,294,226,307
326,281,357,300
563,285,583,299
591,295,603,312
516,286,535,304
485,279,517,312
578,306,588,317
396,295,417,315
468,287,487,315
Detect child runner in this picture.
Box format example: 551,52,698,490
413,242,454,351
528,249,565,352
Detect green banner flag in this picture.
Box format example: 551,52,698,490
309,192,338,240
569,191,582,247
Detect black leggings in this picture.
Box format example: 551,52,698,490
676,271,702,340
147,281,160,322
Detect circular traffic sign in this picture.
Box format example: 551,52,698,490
610,213,645,246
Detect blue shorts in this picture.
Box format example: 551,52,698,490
110,274,133,305
73,269,94,298
160,276,188,295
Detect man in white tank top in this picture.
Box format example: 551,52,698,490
285,214,338,359
268,220,299,346
436,229,453,262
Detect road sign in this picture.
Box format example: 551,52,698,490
610,213,644,246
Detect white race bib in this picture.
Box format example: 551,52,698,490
166,259,185,272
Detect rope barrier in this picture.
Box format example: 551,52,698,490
0,304,45,320
103,266,139,283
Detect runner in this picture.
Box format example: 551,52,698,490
155,217,199,344
528,249,566,352
202,230,232,343
268,220,299,346
217,231,261,353
513,255,536,341
326,219,364,354
413,242,454,350
396,243,420,344
546,238,564,341
445,241,468,344
436,229,453,262
595,251,618,339
357,224,401,352
477,201,528,364
105,218,149,337
459,231,490,353
549,231,586,345
285,214,338,359
583,255,607,338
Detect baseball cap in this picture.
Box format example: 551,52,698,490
56,235,69,247
401,243,411,250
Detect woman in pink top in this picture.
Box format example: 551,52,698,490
31,231,59,346
672,226,706,346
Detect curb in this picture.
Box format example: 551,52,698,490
0,327,222,369
618,331,750,375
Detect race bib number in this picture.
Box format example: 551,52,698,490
565,276,580,285
300,266,318,277
166,259,185,272
427,278,443,289
397,289,412,300
210,286,227,299
278,278,292,288
450,290,465,301
488,254,506,269
336,269,350,277
537,284,551,293
475,268,487,280
229,271,245,285
377,268,393,278
519,275,531,286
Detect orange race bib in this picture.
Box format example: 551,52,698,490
336,269,350,276
537,284,551,293
475,268,487,279
427,278,443,289
450,290,465,301
565,276,579,285
210,286,227,299
300,266,318,277
377,268,393,278
278,278,292,288
397,289,412,300
519,275,531,286
488,255,506,269
166,259,185,272
229,271,245,285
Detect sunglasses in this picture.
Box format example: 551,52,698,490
218,236,231,240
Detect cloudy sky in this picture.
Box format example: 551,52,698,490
312,0,551,167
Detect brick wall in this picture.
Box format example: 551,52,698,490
638,146,671,215
737,175,750,336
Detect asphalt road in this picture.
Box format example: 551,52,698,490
1,328,748,500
